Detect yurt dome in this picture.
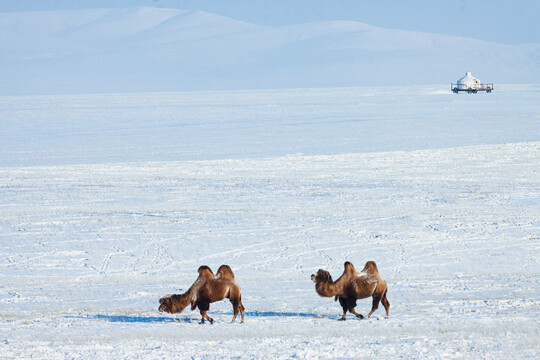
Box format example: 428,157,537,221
457,72,481,90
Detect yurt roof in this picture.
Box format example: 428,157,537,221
457,72,480,85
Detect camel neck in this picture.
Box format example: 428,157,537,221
316,279,344,297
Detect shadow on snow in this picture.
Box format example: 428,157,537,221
70,311,332,323
72,314,196,323
244,311,330,319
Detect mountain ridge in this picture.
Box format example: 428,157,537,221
1,7,538,94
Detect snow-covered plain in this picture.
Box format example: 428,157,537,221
0,86,539,358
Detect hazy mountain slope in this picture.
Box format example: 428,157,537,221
0,7,538,94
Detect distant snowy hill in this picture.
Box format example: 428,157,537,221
1,7,539,94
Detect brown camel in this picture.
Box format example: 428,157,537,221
159,265,245,324
311,261,390,320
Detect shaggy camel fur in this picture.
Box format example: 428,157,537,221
159,265,245,324
311,261,390,320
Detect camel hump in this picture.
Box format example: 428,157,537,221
198,265,214,276
362,261,379,275
217,264,235,280
344,261,358,276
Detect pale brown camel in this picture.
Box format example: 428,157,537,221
159,265,245,324
311,261,390,320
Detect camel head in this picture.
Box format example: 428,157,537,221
158,293,191,314
311,269,333,284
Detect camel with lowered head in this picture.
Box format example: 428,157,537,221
311,261,389,320
159,265,245,324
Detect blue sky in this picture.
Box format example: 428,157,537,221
0,0,539,45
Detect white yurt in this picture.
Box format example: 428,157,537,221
456,72,481,90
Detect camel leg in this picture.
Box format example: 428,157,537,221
199,310,206,324
381,290,390,319
198,302,213,324
200,310,214,324
230,297,246,324
367,295,381,318
338,297,348,321
239,301,245,323
349,308,364,319
346,298,364,319
231,299,240,323
231,303,238,323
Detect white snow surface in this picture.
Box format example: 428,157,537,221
1,85,539,167
1,86,539,359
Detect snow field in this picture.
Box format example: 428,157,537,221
1,85,539,167
1,141,539,358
